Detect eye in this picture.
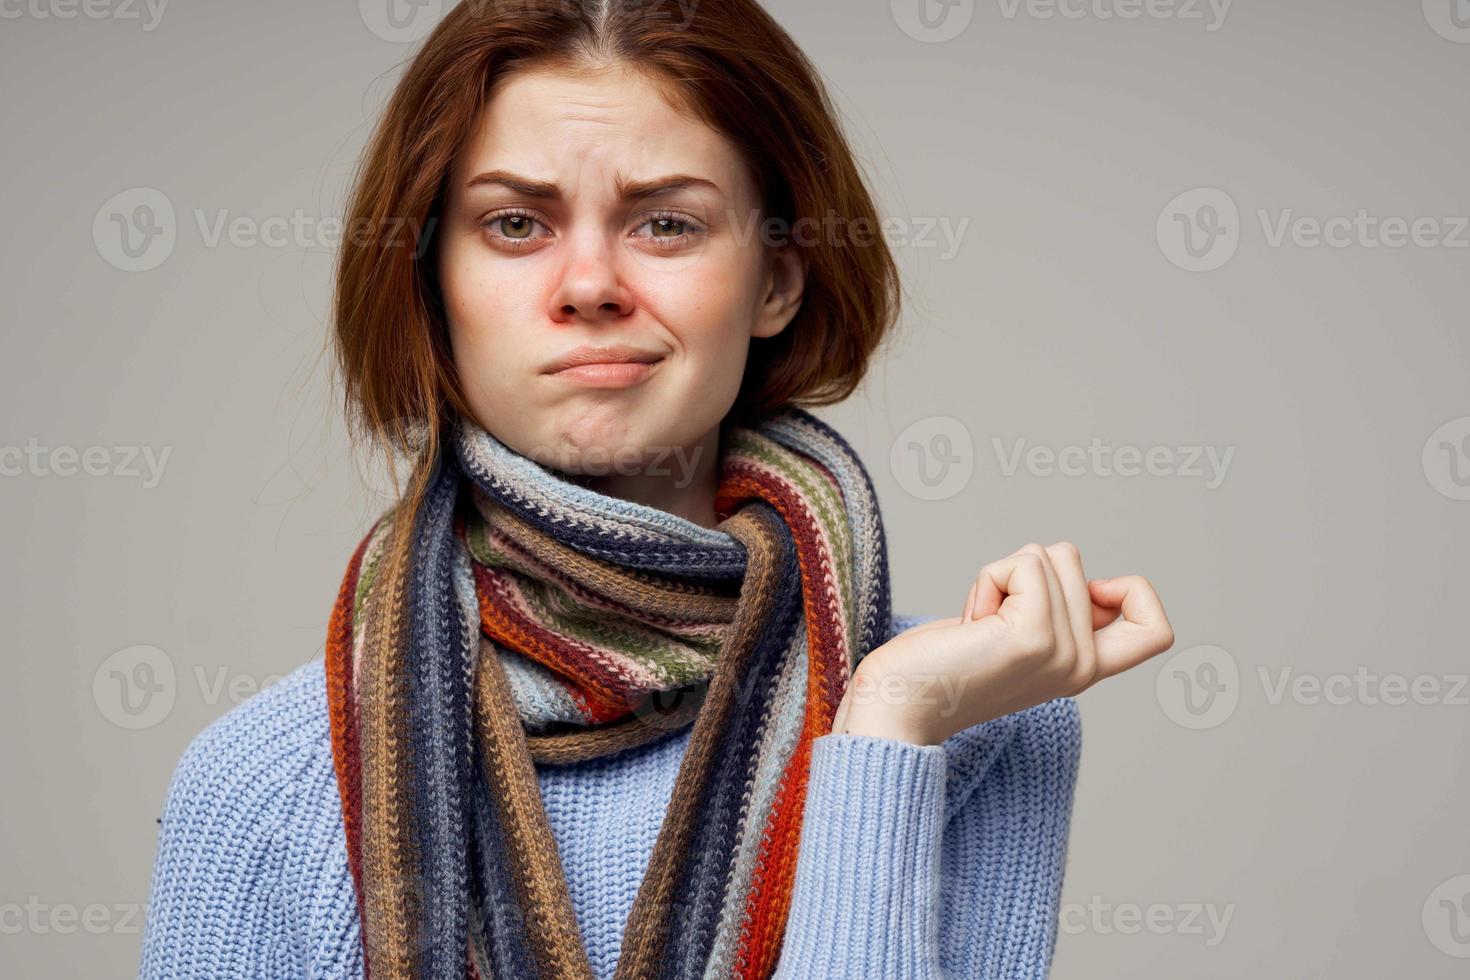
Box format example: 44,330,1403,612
496,215,535,238
632,210,705,249
481,209,550,250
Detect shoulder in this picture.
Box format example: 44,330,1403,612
890,612,1082,816
150,655,341,900
162,655,334,817
154,652,343,875
142,657,351,977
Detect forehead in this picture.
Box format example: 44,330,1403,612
451,62,756,204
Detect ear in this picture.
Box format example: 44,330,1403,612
752,243,807,339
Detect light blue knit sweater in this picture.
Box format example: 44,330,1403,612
137,613,1081,979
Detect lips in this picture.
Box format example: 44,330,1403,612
548,359,662,389
545,345,664,374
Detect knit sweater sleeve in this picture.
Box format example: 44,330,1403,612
137,658,361,980
770,615,1083,979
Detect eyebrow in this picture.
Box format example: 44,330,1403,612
465,169,721,201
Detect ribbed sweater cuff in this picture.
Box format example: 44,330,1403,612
772,732,948,979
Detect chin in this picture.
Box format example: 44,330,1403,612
528,409,649,476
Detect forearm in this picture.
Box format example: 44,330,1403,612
771,696,1082,979
770,732,949,979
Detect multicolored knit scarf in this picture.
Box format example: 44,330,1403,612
325,406,892,980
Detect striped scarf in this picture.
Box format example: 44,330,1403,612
325,406,892,980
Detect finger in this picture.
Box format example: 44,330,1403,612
1090,575,1170,630
1016,543,1072,660
973,552,1053,637
1045,542,1098,689
1089,575,1175,679
962,577,979,623
968,563,1003,621
1087,579,1125,631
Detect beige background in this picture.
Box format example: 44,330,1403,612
2,0,1468,976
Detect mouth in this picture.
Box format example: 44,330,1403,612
546,357,664,389
544,345,666,389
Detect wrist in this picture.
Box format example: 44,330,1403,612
836,712,937,745
832,671,942,745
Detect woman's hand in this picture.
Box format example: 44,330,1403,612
830,542,1175,745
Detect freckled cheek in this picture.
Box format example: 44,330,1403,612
443,261,549,360
630,264,750,352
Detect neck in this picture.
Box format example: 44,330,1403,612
570,425,724,529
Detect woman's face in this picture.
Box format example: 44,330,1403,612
437,60,805,480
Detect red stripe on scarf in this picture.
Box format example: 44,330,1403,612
325,523,375,976
716,461,851,978
470,561,646,723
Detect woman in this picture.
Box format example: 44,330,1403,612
138,1,1174,978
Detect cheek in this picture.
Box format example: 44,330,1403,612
633,257,759,351
440,250,544,362
437,252,556,423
